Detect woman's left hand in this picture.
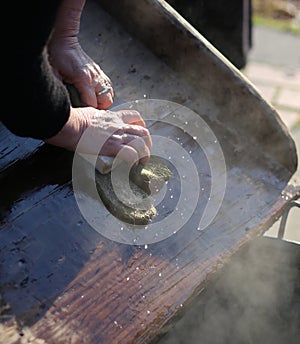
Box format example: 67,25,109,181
48,37,114,110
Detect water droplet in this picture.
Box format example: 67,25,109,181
147,310,151,314
143,94,147,98
126,277,130,281
189,150,192,154
113,320,123,329
18,259,25,267
184,121,188,125
159,272,162,277
144,244,148,249
170,195,174,199
193,136,197,140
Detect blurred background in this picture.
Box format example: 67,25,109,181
253,0,300,35
167,0,300,69
158,1,300,343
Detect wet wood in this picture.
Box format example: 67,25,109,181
0,0,299,343
0,124,42,173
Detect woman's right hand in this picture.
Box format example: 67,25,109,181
45,106,152,167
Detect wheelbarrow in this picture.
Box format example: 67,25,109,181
0,0,299,343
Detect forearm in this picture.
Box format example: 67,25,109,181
45,107,88,151
48,0,114,110
52,0,87,38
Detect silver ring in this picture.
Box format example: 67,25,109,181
97,87,111,96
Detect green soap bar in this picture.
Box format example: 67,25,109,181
130,156,173,195
66,83,82,107
95,167,157,225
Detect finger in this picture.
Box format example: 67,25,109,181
102,85,114,98
99,138,140,168
95,80,114,96
116,145,140,168
116,110,146,127
121,125,152,150
100,132,150,166
97,67,113,88
96,89,114,110
122,134,151,165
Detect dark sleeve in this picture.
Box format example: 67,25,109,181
1,1,71,140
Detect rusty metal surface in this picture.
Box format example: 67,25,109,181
0,0,299,343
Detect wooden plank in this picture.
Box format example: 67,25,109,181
0,124,42,173
0,180,299,343
0,1,299,343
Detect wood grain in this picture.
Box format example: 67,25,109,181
0,1,299,343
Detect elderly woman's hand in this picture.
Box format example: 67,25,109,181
48,38,114,110
45,107,152,167
48,0,114,110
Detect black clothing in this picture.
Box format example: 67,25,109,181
2,1,70,139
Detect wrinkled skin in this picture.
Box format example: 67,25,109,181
48,37,114,110
46,0,151,165
45,108,152,167
48,0,114,110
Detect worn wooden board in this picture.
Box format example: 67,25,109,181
0,0,299,343
0,125,42,174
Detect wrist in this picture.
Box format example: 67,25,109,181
45,107,89,151
52,0,86,38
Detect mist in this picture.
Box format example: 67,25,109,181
158,236,300,344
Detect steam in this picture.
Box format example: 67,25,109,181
158,237,300,344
